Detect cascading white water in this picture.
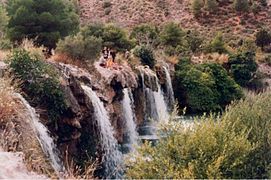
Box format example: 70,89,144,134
154,76,169,122
81,85,122,178
122,88,138,152
14,93,64,174
163,66,175,110
139,67,169,122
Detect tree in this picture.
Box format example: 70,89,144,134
233,0,249,12
6,0,79,50
133,45,156,68
209,32,227,54
130,24,159,46
255,29,271,51
82,23,133,51
160,22,184,48
185,30,203,53
227,51,258,87
192,0,203,17
174,59,242,113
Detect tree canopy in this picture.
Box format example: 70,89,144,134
6,0,79,50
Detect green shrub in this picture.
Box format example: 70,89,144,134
82,24,133,51
208,32,228,54
192,0,203,17
126,116,253,178
126,91,271,178
6,0,79,50
160,22,184,48
227,51,258,87
222,92,271,178
255,29,271,51
133,45,156,68
130,24,159,46
185,30,203,53
174,60,243,113
57,33,102,61
233,0,249,12
9,49,67,122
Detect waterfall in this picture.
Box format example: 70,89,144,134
122,88,138,153
139,68,169,122
81,85,122,178
154,76,169,122
14,93,64,174
163,66,175,110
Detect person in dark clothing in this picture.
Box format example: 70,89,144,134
111,49,116,62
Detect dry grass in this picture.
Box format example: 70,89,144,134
20,39,46,60
0,50,9,61
49,53,86,68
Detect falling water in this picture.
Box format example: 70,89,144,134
138,67,169,140
14,93,64,174
154,76,169,122
122,88,138,152
163,66,175,110
81,85,122,178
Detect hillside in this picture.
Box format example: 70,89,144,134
79,0,271,40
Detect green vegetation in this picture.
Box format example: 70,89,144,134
126,91,271,178
233,0,249,12
57,33,103,61
133,45,156,68
174,58,243,113
255,29,271,51
82,24,133,51
130,24,159,46
207,32,227,54
227,51,258,87
9,49,67,122
6,0,79,50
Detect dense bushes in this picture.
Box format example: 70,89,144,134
57,33,103,61
126,91,271,178
81,24,133,51
9,49,67,122
227,51,258,87
133,45,156,68
174,58,243,112
6,0,79,50
130,24,159,46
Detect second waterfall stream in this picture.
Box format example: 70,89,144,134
81,85,123,178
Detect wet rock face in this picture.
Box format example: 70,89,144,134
136,66,158,92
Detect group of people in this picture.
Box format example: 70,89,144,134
101,47,116,68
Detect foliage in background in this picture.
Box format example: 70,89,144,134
227,51,258,87
6,0,79,50
82,23,134,51
130,24,159,46
174,58,243,112
126,91,271,178
207,32,228,54
57,33,103,61
255,29,271,51
9,49,67,122
133,45,156,68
